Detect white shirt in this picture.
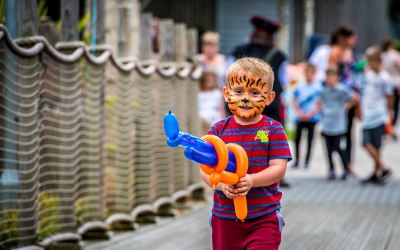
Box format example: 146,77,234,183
309,45,331,83
381,49,400,88
198,89,223,125
361,70,393,129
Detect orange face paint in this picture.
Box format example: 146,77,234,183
224,72,272,119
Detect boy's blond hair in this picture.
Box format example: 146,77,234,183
365,46,381,62
226,57,274,90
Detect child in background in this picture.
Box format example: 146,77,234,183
203,57,292,250
198,70,225,134
292,63,321,168
360,47,393,184
317,66,355,180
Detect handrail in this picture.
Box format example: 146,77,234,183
0,24,202,78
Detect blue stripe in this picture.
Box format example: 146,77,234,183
246,191,280,199
249,187,279,193
209,128,217,135
248,201,280,208
220,131,266,136
234,140,287,145
249,162,267,167
211,205,282,220
213,202,234,208
246,206,281,220
270,156,292,160
248,156,269,161
214,207,236,214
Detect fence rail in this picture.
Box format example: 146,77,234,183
0,24,202,249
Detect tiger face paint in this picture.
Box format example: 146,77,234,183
224,72,275,120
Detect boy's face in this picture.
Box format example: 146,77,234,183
304,68,316,83
223,71,275,120
368,59,381,72
325,72,338,86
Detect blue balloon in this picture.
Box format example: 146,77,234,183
164,112,237,172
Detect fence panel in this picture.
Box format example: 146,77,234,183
0,24,202,248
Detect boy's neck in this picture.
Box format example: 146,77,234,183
233,114,263,125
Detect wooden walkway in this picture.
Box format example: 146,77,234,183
83,127,400,250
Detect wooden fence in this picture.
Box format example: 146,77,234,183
0,21,202,249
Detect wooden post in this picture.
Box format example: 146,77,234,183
159,19,174,62
17,0,38,37
96,0,105,44
187,28,198,62
174,23,187,62
117,5,130,57
139,12,153,61
61,0,79,41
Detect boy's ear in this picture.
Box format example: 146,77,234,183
223,86,229,102
265,91,276,106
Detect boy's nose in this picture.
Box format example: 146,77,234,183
242,97,250,103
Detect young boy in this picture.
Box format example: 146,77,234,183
360,47,393,184
317,66,354,180
201,57,292,249
292,63,321,168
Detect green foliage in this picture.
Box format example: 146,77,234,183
395,40,400,51
38,192,61,239
0,0,5,23
37,0,48,19
75,197,95,225
79,12,91,44
79,12,90,33
0,210,19,248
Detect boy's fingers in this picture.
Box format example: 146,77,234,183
236,187,249,193
235,182,248,188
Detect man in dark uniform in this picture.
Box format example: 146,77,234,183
229,15,291,187
230,15,288,125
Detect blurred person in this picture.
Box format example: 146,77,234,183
198,70,225,134
197,31,227,89
292,63,321,169
360,47,393,184
229,15,288,124
328,25,359,172
316,66,356,180
203,57,291,250
309,43,331,83
228,15,291,187
381,38,400,140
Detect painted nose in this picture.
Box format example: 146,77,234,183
242,98,250,103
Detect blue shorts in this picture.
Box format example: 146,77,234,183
363,124,385,149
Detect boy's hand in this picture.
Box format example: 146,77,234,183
221,184,238,199
235,174,254,196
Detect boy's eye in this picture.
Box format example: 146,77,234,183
250,91,261,96
233,89,244,94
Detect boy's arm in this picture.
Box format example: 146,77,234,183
292,96,303,117
235,159,287,196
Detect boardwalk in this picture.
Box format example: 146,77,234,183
84,125,400,250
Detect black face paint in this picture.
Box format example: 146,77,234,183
242,97,250,103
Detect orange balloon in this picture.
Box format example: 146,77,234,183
227,143,248,221
199,135,229,173
198,135,249,221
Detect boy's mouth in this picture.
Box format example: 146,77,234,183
238,106,253,110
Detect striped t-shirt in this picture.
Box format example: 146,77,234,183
208,115,292,220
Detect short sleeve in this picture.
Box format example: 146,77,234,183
207,123,219,136
341,85,352,103
268,122,292,161
382,72,394,95
293,86,300,98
